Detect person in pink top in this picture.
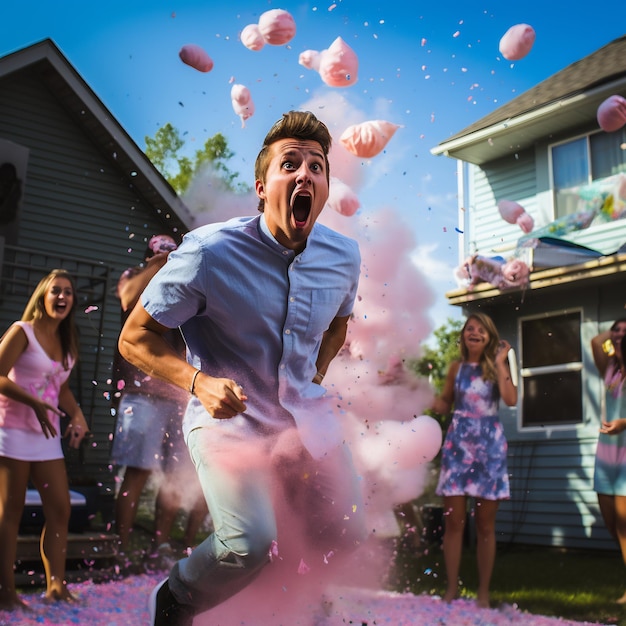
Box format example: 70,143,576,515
0,269,90,611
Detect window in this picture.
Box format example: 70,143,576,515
551,129,626,217
519,310,582,428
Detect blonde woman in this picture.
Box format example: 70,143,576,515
432,313,517,608
0,269,89,610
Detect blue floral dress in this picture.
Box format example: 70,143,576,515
436,362,510,500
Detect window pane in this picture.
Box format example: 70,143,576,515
522,370,582,426
552,138,588,189
590,130,626,179
521,312,581,368
552,138,589,217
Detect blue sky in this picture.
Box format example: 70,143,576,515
2,1,626,334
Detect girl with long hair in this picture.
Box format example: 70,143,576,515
432,312,517,608
0,269,89,610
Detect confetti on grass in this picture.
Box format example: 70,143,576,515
0,575,608,626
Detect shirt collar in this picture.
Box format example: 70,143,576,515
258,213,300,261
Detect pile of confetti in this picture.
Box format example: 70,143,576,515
0,576,608,626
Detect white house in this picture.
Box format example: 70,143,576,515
431,35,626,550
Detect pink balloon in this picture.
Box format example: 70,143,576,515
298,49,321,71
258,9,296,46
498,199,524,223
597,95,626,132
318,37,358,87
498,200,534,233
178,44,214,73
340,120,400,158
328,177,360,216
516,212,534,234
499,24,535,61
231,84,255,128
240,24,265,51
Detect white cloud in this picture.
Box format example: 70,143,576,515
410,241,456,284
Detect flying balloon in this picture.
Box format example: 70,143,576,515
497,200,534,233
240,24,265,51
299,37,358,87
178,44,214,73
499,24,536,61
340,120,400,158
597,95,626,132
231,84,255,127
257,9,296,46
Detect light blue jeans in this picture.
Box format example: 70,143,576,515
167,425,367,612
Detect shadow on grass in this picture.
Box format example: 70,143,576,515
389,537,626,625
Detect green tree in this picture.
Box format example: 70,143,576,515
410,317,463,395
145,123,246,195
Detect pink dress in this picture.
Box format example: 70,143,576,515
0,321,74,461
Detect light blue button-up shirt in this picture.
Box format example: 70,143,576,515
141,213,360,457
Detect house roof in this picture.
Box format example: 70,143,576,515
431,35,626,165
0,38,194,232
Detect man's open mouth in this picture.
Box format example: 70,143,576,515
292,193,311,228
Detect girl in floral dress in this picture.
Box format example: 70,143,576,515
432,313,517,608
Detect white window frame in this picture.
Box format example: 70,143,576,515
549,129,626,219
518,308,583,432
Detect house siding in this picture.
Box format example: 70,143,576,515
467,150,537,257
497,437,613,550
440,36,626,551
0,69,183,492
462,268,625,551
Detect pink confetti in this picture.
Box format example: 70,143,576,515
297,558,311,575
84,305,98,314
178,44,214,73
499,24,536,61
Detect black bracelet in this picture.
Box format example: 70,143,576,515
190,369,201,395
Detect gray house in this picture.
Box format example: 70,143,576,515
432,35,626,550
0,39,193,515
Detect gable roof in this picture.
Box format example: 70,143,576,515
432,35,626,165
0,38,194,232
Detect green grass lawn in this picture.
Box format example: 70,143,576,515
389,537,626,625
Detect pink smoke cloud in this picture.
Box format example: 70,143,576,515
327,177,360,216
